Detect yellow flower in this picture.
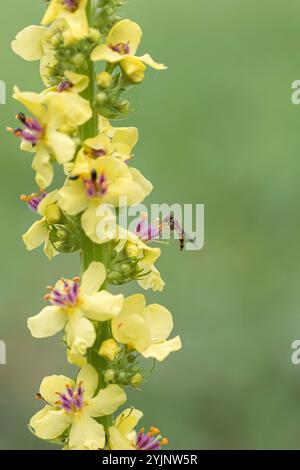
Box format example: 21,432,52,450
58,157,152,240
30,365,127,450
109,409,168,450
109,408,143,450
11,87,90,188
91,19,167,82
22,191,60,260
71,123,138,169
27,262,124,357
112,294,182,361
42,0,89,40
116,229,166,292
99,339,121,361
11,25,56,86
98,116,139,160
42,71,92,131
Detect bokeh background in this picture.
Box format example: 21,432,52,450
1,0,300,450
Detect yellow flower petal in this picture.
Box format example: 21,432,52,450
91,44,122,63
138,53,167,70
13,86,46,122
81,202,117,244
115,408,143,436
86,384,127,418
80,261,106,295
65,310,96,356
112,127,139,149
68,411,105,450
46,130,75,164
81,291,124,321
64,70,89,93
129,167,153,197
41,0,59,25
118,294,146,319
142,304,174,342
27,305,67,338
11,25,46,61
67,350,87,368
59,179,88,216
107,20,142,56
22,219,47,250
39,375,74,405
112,313,151,352
138,268,166,292
76,365,98,399
38,190,58,216
44,234,58,260
142,336,182,361
45,92,92,129
32,146,54,188
109,426,135,450
30,406,71,440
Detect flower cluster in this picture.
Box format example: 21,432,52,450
10,0,181,450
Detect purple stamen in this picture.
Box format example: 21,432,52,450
111,42,130,55
57,79,73,93
11,113,44,144
92,148,106,158
20,191,46,212
47,279,80,308
136,431,162,451
57,383,85,413
82,171,108,198
63,0,79,12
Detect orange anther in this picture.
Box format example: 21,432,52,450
160,438,169,446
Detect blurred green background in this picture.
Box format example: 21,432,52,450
1,0,300,450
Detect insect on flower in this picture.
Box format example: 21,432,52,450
136,213,197,251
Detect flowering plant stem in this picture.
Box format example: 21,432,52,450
11,0,180,450
80,0,113,436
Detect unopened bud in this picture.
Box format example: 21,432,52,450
126,242,139,259
104,369,115,383
116,99,129,113
99,339,121,361
131,373,143,388
120,263,132,274
97,71,113,89
89,28,101,42
97,92,108,106
121,57,146,84
72,53,85,67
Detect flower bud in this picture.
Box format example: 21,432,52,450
50,34,61,47
89,28,101,42
104,369,115,383
116,99,129,113
107,271,124,284
117,371,127,384
99,339,121,361
121,57,146,84
97,71,113,89
44,203,61,224
131,373,143,388
72,53,85,67
120,263,132,274
97,92,108,106
126,242,139,259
